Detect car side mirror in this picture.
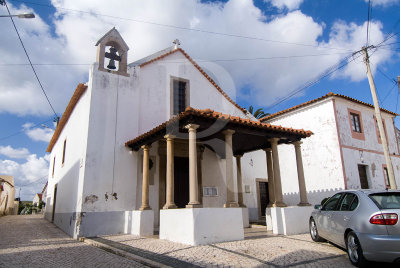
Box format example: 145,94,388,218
314,204,322,210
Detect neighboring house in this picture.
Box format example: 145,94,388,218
41,182,47,207
44,28,312,244
261,92,400,207
396,127,400,150
32,193,43,206
0,175,17,215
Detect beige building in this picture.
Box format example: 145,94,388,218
0,175,18,215
33,193,43,206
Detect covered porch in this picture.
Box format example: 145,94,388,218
125,107,312,245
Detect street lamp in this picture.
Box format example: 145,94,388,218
0,13,35,18
0,0,35,19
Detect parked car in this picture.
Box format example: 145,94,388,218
309,190,400,267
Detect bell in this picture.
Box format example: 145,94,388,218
105,47,119,70
107,59,116,70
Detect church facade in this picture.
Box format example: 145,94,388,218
44,29,313,245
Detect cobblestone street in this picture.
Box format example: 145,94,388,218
93,227,353,268
0,214,390,267
0,215,147,268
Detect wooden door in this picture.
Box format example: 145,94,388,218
358,165,369,189
174,157,189,208
51,184,57,222
258,181,269,218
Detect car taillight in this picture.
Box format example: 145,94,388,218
370,213,398,225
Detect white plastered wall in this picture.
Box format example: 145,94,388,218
241,150,268,221
45,79,92,237
80,64,138,217
266,98,345,205
136,50,247,137
335,99,400,189
46,47,253,237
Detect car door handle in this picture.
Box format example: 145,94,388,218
344,216,350,221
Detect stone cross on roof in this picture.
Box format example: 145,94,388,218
173,39,180,49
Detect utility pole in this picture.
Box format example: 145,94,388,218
397,76,400,89
362,46,397,189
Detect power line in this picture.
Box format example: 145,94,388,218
396,86,400,114
4,0,58,120
381,83,397,105
366,0,371,46
265,51,361,111
9,0,353,52
17,175,47,188
0,118,53,141
0,52,350,67
376,67,398,85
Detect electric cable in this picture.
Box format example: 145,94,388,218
367,0,371,46
264,52,360,112
4,0,58,120
9,0,354,52
0,118,53,141
0,52,351,66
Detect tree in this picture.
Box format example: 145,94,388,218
248,105,269,119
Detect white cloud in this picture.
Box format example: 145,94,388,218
325,20,390,81
23,123,54,143
365,0,399,7
0,145,30,159
0,153,49,200
266,0,304,10
0,0,395,113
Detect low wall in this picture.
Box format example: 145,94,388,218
160,208,244,245
267,206,314,235
48,210,155,238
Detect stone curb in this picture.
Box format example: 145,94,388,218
83,237,171,268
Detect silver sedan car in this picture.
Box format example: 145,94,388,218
309,190,400,267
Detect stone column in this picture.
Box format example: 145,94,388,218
269,138,287,207
163,135,177,209
223,129,239,208
140,145,151,210
235,155,246,207
294,141,311,206
265,149,275,207
185,124,202,208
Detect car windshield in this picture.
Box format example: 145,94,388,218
369,193,400,209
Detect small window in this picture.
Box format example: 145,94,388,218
375,117,387,144
52,156,56,177
62,139,66,166
350,113,362,133
339,193,358,211
173,79,187,115
203,186,218,197
383,167,390,188
322,193,342,211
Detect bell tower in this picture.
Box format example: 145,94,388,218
95,27,129,76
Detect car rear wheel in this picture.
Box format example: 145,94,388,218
309,218,325,242
346,231,368,267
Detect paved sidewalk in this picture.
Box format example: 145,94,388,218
0,215,147,268
95,227,354,267
1,215,392,267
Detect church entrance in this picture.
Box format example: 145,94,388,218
174,157,189,208
257,180,269,220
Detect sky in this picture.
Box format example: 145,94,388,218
0,0,399,201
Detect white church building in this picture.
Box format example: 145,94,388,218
44,29,399,244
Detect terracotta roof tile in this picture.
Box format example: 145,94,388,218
46,83,88,152
126,107,312,148
139,48,247,114
260,92,397,122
